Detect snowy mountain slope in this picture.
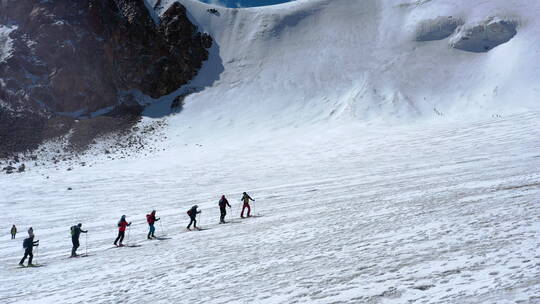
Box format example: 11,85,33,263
1,0,540,303
0,111,539,303
146,0,540,138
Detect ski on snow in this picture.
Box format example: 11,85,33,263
68,254,91,259
17,264,45,269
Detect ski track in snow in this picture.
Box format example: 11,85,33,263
1,112,539,304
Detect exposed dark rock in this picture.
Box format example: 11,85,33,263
69,116,140,151
207,8,220,16
3,165,16,172
105,94,145,118
171,95,185,111
17,164,25,173
451,18,517,53
0,110,72,159
171,88,199,111
413,285,435,291
0,0,213,158
415,16,463,41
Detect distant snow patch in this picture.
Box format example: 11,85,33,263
0,25,15,62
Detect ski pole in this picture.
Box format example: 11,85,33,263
85,233,88,256
159,220,164,236
127,226,131,245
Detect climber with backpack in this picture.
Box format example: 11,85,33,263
186,205,201,230
114,215,131,247
10,224,17,239
146,210,160,239
219,195,231,223
70,223,88,257
240,192,255,218
19,227,39,267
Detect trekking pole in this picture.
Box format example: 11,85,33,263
35,241,39,265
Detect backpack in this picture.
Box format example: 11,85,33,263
70,226,76,236
146,214,152,224
23,238,30,249
187,209,192,216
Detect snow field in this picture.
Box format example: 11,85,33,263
1,111,539,303
0,25,15,67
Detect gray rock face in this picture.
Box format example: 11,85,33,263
415,16,463,41
451,18,517,53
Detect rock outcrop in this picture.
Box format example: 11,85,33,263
451,18,517,53
415,16,463,41
0,0,212,158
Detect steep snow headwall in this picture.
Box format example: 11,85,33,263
152,0,540,136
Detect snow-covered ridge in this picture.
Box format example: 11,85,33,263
150,0,539,133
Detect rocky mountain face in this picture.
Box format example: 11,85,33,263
0,0,212,158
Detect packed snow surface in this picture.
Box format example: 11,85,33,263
1,112,539,304
1,0,540,303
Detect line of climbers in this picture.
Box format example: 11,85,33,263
13,192,256,266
